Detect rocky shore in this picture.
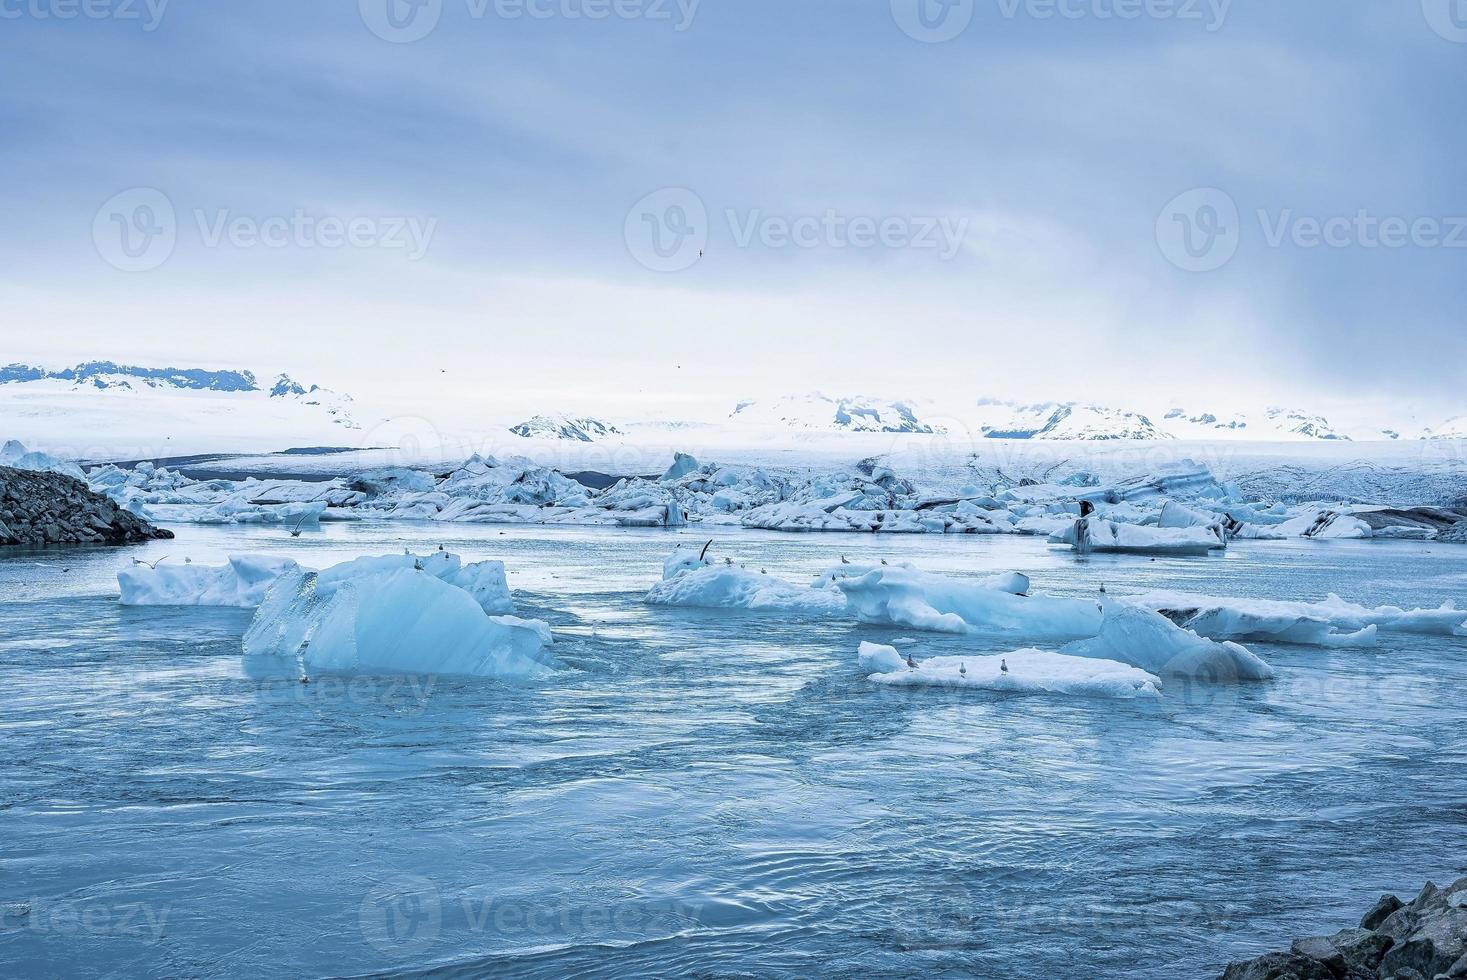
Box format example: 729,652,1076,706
1222,875,1467,979
0,466,172,546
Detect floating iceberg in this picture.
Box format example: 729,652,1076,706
1053,518,1223,555
1060,602,1274,681
1137,590,1465,639
1,439,86,481
118,555,303,607
243,566,555,679
646,557,847,614
858,642,1161,699
826,564,1104,639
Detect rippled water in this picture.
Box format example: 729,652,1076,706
2,523,1465,978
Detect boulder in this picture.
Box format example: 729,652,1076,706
0,466,172,546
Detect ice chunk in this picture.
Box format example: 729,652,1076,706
243,567,556,679
661,452,701,482
1061,602,1274,681
860,644,1161,699
1139,589,1465,638
1134,590,1390,647
647,561,848,614
118,555,302,607
1,440,86,481
825,564,1103,639
446,560,515,615
1055,518,1223,555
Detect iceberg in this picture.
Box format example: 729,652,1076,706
825,564,1104,639
646,559,848,614
118,555,303,607
1054,518,1223,555
1060,602,1274,681
1138,590,1465,639
243,566,556,679
858,642,1161,699
1,439,86,481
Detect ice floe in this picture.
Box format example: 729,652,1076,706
1053,518,1224,555
858,642,1161,699
118,555,303,607
1060,602,1275,681
826,563,1104,639
1137,590,1467,640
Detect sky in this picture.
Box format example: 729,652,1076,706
0,0,1463,429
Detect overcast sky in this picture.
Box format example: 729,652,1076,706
1,0,1463,427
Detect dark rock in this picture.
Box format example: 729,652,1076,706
1222,950,1336,980
0,466,172,547
1363,896,1405,932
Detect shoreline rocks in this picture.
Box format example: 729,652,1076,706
0,466,173,546
1222,875,1467,979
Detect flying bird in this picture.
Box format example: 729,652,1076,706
132,556,168,570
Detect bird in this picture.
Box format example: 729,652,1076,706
437,544,445,551
724,557,733,565
1000,659,1009,675
959,663,967,676
184,557,192,564
906,653,917,670
289,514,307,537
841,556,851,565
1099,583,1106,594
404,547,411,555
132,556,168,570
413,559,424,571
880,558,888,565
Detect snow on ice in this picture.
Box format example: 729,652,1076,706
1138,590,1467,640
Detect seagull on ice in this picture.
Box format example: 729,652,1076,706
1099,583,1106,594
1000,659,1009,675
959,663,967,677
906,653,917,670
413,559,424,571
880,559,888,565
841,556,851,565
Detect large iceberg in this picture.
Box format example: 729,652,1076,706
119,555,302,607
858,642,1161,699
826,563,1104,639
1,439,86,481
1060,602,1274,681
1137,590,1466,639
243,565,555,679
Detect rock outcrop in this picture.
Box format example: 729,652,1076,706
1222,875,1467,979
0,466,173,546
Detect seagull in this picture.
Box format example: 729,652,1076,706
289,514,308,537
132,556,168,570
413,559,424,571
1099,583,1106,594
841,556,851,565
724,557,733,565
959,663,967,676
1000,659,1009,674
184,557,192,564
906,653,917,670
438,544,445,551
880,558,888,565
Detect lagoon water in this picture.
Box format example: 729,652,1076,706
2,523,1465,978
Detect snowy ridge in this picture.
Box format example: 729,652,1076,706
509,415,624,442
730,393,941,434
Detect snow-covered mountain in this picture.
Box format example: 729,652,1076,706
1157,407,1351,441
1425,415,1467,439
509,415,623,442
967,401,1167,441
729,394,942,433
0,362,360,458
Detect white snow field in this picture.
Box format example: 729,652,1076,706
857,642,1162,699
1060,602,1276,682
1136,591,1467,641
242,565,556,680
